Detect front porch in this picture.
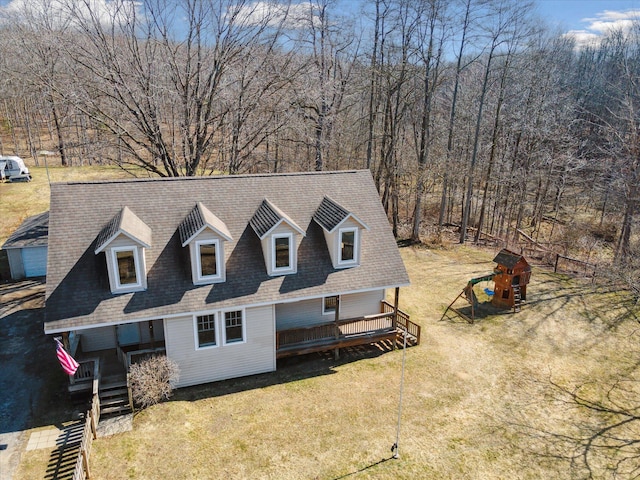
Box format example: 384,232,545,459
276,301,420,359
67,341,167,394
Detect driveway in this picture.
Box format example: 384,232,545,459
0,280,46,480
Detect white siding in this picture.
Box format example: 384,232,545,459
339,290,384,318
164,305,275,388
275,290,384,330
80,326,117,352
276,299,325,330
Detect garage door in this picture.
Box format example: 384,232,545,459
22,246,47,277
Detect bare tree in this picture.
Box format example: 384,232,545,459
55,0,290,176
409,0,449,243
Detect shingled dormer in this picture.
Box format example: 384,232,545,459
250,199,305,276
95,206,151,294
313,197,369,269
178,202,232,285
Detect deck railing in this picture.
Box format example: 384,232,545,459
276,301,420,357
382,300,421,344
69,358,100,393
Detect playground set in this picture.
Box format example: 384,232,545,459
443,249,532,323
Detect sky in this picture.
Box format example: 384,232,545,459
535,0,640,46
0,0,639,48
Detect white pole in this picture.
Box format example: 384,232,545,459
392,327,408,459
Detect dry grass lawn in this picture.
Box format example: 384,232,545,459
16,245,638,480
0,165,135,245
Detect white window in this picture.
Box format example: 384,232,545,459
111,246,142,290
223,310,245,344
195,239,222,283
196,313,218,349
272,233,294,273
322,296,339,315
338,228,358,265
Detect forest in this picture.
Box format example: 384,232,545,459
0,0,638,295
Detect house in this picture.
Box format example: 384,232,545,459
491,249,531,311
44,170,417,391
2,211,49,279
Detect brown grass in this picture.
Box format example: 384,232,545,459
0,165,136,245
16,244,640,480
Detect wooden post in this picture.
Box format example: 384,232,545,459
82,448,91,479
90,405,97,440
334,296,340,360
127,373,134,413
554,253,560,273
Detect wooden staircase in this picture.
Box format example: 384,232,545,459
99,375,132,417
513,285,522,313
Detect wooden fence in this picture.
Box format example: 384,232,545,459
554,253,597,278
71,379,100,480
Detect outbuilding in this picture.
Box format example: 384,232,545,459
2,211,49,279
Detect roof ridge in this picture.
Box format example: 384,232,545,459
53,169,366,186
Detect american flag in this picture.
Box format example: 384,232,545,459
55,338,79,376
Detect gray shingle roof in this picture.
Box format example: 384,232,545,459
2,211,49,249
44,170,410,333
179,202,232,246
94,206,152,253
249,199,304,239
313,197,349,231
313,196,368,232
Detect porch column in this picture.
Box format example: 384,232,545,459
334,296,340,360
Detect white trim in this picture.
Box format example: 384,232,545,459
271,232,295,274
337,227,359,267
195,239,223,284
322,295,340,315
194,312,219,350
43,283,409,334
221,308,246,346
95,230,151,254
260,218,306,240
111,246,142,291
325,213,370,234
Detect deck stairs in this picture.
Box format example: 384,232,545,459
513,285,522,313
99,375,131,416
395,325,420,347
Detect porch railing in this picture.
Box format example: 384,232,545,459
69,357,100,393
276,312,395,351
382,300,421,344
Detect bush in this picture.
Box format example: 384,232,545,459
129,355,180,409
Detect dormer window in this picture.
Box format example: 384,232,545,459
250,199,305,276
313,197,369,269
339,228,357,265
114,247,141,288
273,233,293,272
179,203,231,286
95,207,151,294
196,239,222,282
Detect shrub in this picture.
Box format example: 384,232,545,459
129,355,180,409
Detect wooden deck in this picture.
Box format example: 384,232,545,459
276,302,420,359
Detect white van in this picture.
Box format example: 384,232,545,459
0,156,31,182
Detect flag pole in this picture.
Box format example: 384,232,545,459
391,326,407,459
